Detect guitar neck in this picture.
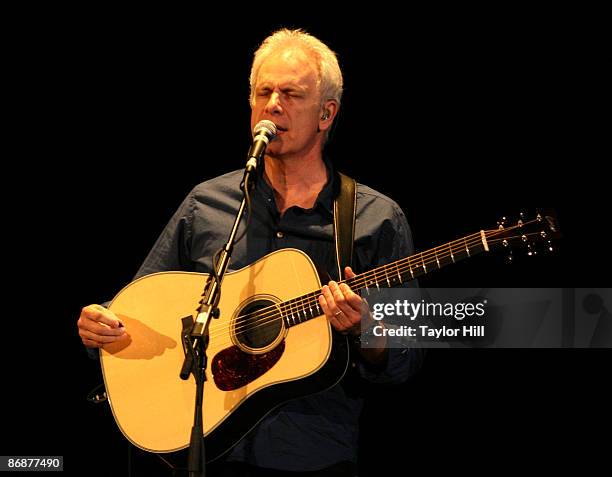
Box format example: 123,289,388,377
348,230,491,292
281,229,496,329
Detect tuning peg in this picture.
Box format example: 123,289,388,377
497,217,507,229
546,215,558,233
520,234,534,256
547,240,554,253
505,249,514,264
527,243,536,257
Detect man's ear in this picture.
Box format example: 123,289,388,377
318,100,339,132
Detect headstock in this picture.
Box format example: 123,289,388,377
490,209,561,261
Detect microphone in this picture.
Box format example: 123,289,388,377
246,120,277,172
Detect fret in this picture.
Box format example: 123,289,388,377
285,300,290,326
290,298,297,325
284,300,291,326
409,260,414,279
294,303,300,323
385,267,391,287
449,242,455,263
293,302,298,325
366,274,380,291
435,248,440,268
464,237,471,257
395,262,402,283
277,305,283,327
421,253,427,274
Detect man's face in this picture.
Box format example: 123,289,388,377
251,47,323,159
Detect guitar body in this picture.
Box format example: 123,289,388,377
100,248,349,461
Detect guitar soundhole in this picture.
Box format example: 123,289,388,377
234,299,282,350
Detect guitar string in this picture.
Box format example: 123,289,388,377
207,231,486,340
207,223,542,342
205,224,546,344
206,231,547,349
207,222,542,341
207,219,540,338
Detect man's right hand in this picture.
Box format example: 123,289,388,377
78,304,127,348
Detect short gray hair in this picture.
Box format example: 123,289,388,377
249,28,344,108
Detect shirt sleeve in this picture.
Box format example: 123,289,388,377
133,188,196,279
356,202,425,384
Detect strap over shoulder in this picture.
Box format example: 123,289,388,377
333,172,357,280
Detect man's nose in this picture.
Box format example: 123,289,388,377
265,92,283,115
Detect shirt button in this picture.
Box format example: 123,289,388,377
276,231,284,239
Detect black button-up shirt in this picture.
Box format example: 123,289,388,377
133,161,423,471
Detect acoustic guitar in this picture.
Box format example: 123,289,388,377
100,211,559,461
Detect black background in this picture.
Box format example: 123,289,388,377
4,7,610,476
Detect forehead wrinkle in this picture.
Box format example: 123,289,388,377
256,47,319,94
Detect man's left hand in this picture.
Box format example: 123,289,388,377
318,266,369,336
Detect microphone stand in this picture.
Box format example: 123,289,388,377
179,165,259,477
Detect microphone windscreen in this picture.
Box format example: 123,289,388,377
253,120,277,139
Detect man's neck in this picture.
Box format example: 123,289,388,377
263,154,328,215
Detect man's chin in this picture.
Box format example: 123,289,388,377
265,145,284,159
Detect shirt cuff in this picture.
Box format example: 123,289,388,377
357,347,424,384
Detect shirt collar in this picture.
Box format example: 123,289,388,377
255,156,337,215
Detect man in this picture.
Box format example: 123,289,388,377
78,29,423,475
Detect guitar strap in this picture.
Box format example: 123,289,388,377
333,172,357,280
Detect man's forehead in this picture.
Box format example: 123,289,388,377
256,47,318,83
